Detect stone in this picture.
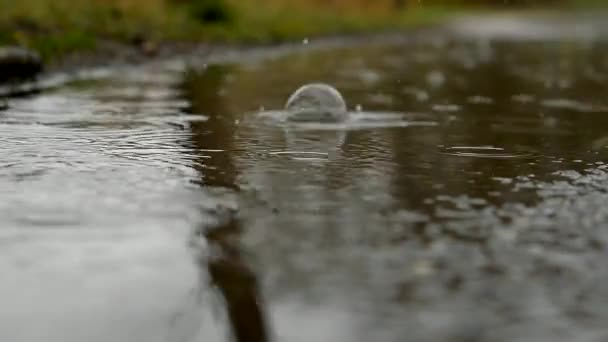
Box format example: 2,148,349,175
0,46,43,83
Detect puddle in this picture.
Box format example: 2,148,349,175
440,146,536,159
5,13,608,342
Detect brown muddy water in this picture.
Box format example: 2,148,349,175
3,14,608,342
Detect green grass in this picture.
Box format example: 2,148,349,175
0,0,466,60
0,0,604,61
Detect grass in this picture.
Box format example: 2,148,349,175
0,0,193,58
0,0,468,60
0,0,604,61
215,2,458,42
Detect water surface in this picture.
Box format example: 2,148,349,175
4,14,608,342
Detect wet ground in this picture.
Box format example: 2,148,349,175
3,13,608,342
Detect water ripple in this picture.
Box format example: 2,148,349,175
440,146,537,159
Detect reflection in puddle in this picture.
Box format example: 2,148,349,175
195,212,269,342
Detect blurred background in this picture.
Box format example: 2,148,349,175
0,0,604,60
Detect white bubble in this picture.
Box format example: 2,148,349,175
426,70,445,88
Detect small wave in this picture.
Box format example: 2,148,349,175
440,146,536,159
256,110,438,131
268,151,329,161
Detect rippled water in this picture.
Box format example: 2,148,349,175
4,14,608,342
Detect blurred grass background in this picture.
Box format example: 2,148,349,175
0,0,603,60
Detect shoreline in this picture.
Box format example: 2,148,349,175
2,8,606,98
0,26,440,97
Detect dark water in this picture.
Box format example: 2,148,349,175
4,15,608,342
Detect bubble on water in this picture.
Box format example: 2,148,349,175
285,83,348,122
426,70,445,88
